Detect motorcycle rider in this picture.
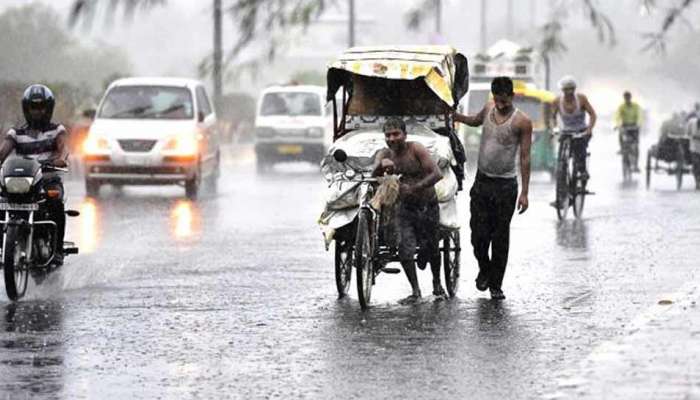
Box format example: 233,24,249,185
0,84,69,268
551,76,597,180
614,91,643,171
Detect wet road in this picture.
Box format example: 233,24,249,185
1,133,699,399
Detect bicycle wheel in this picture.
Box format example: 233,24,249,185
354,209,373,310
441,230,460,298
622,148,632,182
334,238,352,298
572,172,586,219
3,226,29,301
555,140,571,220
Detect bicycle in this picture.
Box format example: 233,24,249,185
554,129,590,220
618,125,640,182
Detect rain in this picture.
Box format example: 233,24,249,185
1,1,699,399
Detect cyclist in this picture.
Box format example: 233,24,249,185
551,76,597,180
614,91,643,171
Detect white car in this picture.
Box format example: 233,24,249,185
83,77,220,199
254,85,332,172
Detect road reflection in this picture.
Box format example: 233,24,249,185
556,219,589,250
79,198,100,254
0,301,65,397
170,200,201,242
315,298,532,398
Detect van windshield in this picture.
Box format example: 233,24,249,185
260,92,322,116
98,86,194,120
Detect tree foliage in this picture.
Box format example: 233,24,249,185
69,0,331,74
0,3,131,90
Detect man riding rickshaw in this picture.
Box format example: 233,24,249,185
318,45,469,309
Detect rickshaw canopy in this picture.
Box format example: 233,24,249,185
326,45,470,109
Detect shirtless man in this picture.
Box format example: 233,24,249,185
453,76,532,300
373,117,443,303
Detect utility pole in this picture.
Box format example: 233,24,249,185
531,0,537,28
213,0,223,109
348,0,356,47
480,0,487,51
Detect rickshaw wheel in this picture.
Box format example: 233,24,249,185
645,150,653,190
334,238,353,298
354,209,373,310
675,143,685,191
441,229,460,298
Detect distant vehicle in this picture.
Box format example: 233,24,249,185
82,77,221,199
254,84,332,173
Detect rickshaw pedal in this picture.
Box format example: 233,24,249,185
380,267,401,274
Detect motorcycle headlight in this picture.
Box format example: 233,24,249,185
4,177,34,194
307,127,324,138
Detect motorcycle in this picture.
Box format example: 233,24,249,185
0,156,79,301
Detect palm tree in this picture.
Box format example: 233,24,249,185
69,0,329,105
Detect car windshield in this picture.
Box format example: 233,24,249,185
513,96,543,121
98,86,194,120
260,92,322,116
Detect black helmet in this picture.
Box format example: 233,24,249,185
22,84,55,130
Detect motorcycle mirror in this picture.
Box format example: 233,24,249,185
65,210,80,217
332,149,348,163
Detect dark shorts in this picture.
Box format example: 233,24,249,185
397,200,440,263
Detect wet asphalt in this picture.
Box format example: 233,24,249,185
0,133,699,399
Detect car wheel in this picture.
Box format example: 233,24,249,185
85,179,100,198
185,167,201,200
206,152,220,193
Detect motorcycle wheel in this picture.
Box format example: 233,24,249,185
3,226,29,301
354,209,373,310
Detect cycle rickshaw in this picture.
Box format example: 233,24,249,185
318,46,469,310
646,130,692,190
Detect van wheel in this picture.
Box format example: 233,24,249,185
85,179,100,198
256,156,270,174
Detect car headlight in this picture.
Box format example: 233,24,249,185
4,177,33,194
307,127,324,138
163,133,199,155
83,134,110,154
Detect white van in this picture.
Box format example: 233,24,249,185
83,77,220,199
254,85,332,172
